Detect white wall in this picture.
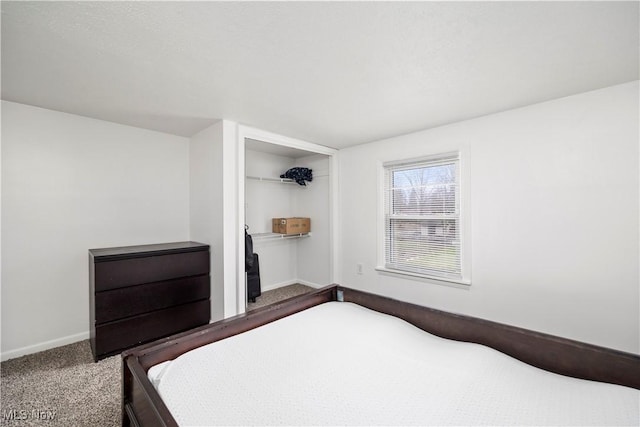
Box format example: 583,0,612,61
295,154,332,287
189,121,225,321
338,81,639,354
1,101,191,359
189,120,240,319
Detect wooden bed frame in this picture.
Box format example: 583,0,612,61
122,285,640,427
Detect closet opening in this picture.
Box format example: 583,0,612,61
242,135,335,312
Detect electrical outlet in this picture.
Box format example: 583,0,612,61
356,263,363,275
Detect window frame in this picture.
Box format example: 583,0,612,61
376,151,471,286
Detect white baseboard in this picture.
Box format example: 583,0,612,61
261,279,299,292
295,279,325,289
261,279,325,293
1,331,89,362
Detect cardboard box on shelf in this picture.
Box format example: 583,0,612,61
272,217,311,235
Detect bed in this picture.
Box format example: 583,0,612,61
122,285,640,426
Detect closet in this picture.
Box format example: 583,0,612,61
244,138,332,300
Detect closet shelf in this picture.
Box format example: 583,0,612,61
252,232,311,240
246,176,297,184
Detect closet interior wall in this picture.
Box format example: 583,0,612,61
245,143,331,292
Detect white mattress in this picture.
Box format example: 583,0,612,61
149,302,639,426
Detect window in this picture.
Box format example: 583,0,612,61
382,153,463,281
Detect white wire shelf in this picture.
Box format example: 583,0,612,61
246,176,297,184
252,232,311,240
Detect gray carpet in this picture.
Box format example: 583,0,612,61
247,283,315,311
1,284,314,426
0,340,120,427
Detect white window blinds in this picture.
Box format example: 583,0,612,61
384,154,461,280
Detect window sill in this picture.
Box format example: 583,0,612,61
375,267,471,288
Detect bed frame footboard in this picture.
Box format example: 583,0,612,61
122,284,639,426
342,287,640,389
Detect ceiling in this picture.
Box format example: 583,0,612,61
2,2,638,150
245,138,318,159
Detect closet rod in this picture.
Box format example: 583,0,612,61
252,232,311,241
246,176,296,184
246,174,329,182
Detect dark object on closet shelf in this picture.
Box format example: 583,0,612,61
245,230,254,271
280,167,313,186
247,253,261,303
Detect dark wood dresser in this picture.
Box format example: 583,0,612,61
89,241,210,361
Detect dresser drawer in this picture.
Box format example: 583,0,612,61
94,299,210,358
94,250,209,291
95,275,209,324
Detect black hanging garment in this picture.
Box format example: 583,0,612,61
247,253,261,303
280,167,313,186
245,230,254,272
245,230,261,302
